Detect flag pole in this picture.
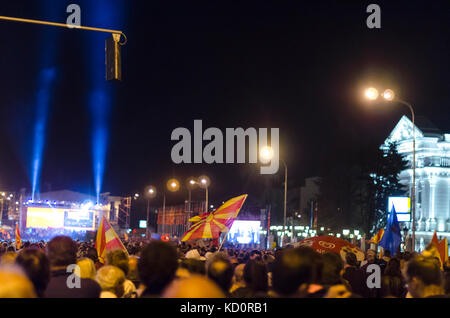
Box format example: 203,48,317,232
218,231,229,252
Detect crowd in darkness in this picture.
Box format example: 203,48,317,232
1,237,450,298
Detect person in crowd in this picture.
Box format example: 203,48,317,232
231,260,268,298
207,255,234,297
177,258,206,278
15,248,50,298
342,252,367,297
404,256,445,298
0,266,37,298
229,263,246,294
106,250,136,298
162,275,225,298
250,250,262,261
76,257,97,280
96,265,126,298
138,241,178,297
270,247,313,297
1,252,18,265
86,247,103,270
383,257,406,297
44,236,101,298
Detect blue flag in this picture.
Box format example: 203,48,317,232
379,205,402,255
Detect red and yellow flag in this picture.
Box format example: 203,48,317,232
370,229,384,244
430,231,448,268
95,215,128,264
181,194,248,242
15,223,21,250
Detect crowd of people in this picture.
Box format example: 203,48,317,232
0,237,450,298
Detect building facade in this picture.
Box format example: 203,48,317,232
383,115,450,251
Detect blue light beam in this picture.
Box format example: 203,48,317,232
31,68,56,201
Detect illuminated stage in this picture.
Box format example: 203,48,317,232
15,190,130,242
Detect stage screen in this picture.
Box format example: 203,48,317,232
26,207,95,230
227,220,260,244
388,196,411,222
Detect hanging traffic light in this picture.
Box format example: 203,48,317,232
106,33,122,81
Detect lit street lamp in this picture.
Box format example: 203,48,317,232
365,87,416,251
145,185,157,239
260,146,289,245
163,179,180,235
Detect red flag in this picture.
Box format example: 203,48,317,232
95,215,128,264
182,195,247,242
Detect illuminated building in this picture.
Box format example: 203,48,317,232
383,115,450,250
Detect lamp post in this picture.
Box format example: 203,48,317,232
145,186,157,240
164,179,180,236
365,87,416,252
260,146,289,245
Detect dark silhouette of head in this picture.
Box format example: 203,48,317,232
138,241,178,296
272,247,314,297
46,236,77,267
321,252,344,286
207,258,233,294
243,260,268,293
345,252,357,267
15,248,50,297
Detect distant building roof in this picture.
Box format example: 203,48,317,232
38,190,96,203
415,116,442,137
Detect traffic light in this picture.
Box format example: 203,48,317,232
106,33,122,81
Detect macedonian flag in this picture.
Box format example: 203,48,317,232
181,194,248,242
95,215,128,264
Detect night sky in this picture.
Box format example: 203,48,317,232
1,0,450,208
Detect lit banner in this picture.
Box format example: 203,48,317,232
26,207,95,230
388,196,411,222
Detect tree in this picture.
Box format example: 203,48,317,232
317,142,408,236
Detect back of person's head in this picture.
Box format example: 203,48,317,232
46,236,77,267
381,275,404,298
243,260,268,293
1,252,18,265
76,257,97,280
345,252,357,267
180,258,206,276
0,266,37,298
384,250,391,258
272,247,313,297
106,250,129,276
385,258,402,277
207,258,233,294
405,256,443,298
162,275,225,298
138,241,178,295
86,247,99,263
96,265,125,298
321,252,344,286
15,248,50,297
297,247,323,284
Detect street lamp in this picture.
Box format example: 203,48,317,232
260,146,289,245
144,185,157,240
198,175,211,213
163,179,180,236
365,87,416,251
